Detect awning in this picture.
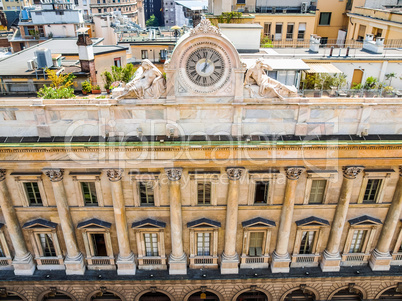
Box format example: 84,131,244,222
305,62,343,74
298,23,306,31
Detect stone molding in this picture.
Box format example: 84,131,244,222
44,169,64,182
0,169,5,182
189,18,221,37
342,166,364,179
165,168,183,181
226,167,244,181
285,167,305,180
106,169,123,182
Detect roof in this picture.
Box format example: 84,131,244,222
305,62,343,74
187,218,221,228
348,215,382,226
132,218,166,229
77,218,112,229
0,38,127,76
22,218,57,229
242,58,310,70
175,0,207,10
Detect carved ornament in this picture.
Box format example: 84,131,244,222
44,169,64,182
226,167,244,181
106,169,123,182
165,168,182,181
285,167,305,180
189,18,221,37
342,166,363,179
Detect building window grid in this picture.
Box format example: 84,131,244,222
139,181,155,205
39,233,56,257
197,232,210,256
286,23,294,40
91,233,108,257
254,181,269,204
349,230,368,253
363,179,382,203
24,182,43,206
299,231,316,254
309,180,326,204
81,182,98,206
248,232,264,257
197,181,211,205
144,233,158,256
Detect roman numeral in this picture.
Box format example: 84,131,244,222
203,77,207,84
203,51,208,58
213,59,220,63
196,75,201,82
215,66,222,69
188,65,195,70
196,52,201,60
190,70,197,77
213,71,219,77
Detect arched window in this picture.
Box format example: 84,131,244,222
139,292,171,301
284,289,315,301
379,287,402,300
237,290,268,301
42,292,73,300
331,288,363,301
188,291,220,301
90,291,122,301
0,291,24,300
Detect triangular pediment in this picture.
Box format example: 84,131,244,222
77,218,111,229
242,217,275,228
296,216,330,227
132,218,166,229
187,218,221,228
23,218,57,229
348,215,382,226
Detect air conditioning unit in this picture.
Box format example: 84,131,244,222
301,2,308,13
27,59,36,70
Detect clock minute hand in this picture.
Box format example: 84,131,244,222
201,61,209,73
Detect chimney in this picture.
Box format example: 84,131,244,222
363,33,384,54
309,34,321,53
76,28,97,84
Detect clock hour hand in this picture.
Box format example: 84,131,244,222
201,61,209,73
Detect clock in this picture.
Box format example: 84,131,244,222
185,47,225,87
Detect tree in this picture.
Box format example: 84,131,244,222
146,14,159,27
37,69,75,99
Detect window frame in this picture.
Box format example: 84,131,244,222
11,172,49,207
247,171,277,205
70,172,104,207
391,224,402,262
319,12,332,26
303,170,336,205
131,172,160,207
0,225,12,269
357,169,392,204
189,172,219,206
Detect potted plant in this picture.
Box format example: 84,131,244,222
101,71,113,94
383,86,394,97
92,84,101,94
81,80,92,95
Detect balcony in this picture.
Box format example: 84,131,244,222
0,257,12,270
391,252,402,266
341,253,370,266
137,256,167,270
240,255,269,269
291,254,320,267
87,256,116,270
189,256,218,269
36,256,65,270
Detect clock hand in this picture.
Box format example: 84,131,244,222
201,61,209,73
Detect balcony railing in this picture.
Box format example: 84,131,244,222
189,256,218,268
291,254,320,267
0,257,12,268
138,256,167,270
391,253,402,265
240,255,269,268
87,256,116,270
299,89,402,99
341,253,370,266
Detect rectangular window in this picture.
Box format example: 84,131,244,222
0,241,5,257
91,233,107,256
275,23,282,40
197,181,211,205
254,181,269,204
114,57,121,67
139,182,155,205
363,179,382,204
309,180,326,204
81,182,98,206
197,232,210,256
319,12,331,25
299,231,315,254
141,50,148,59
349,230,367,253
263,23,271,37
357,24,366,41
144,233,158,256
298,23,306,40
24,182,42,206
286,23,294,40
39,233,56,257
248,232,264,256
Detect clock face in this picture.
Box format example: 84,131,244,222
185,47,225,87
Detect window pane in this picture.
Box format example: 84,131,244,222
319,12,331,25
92,233,107,256
363,179,382,203
144,233,158,256
349,230,367,253
139,182,155,205
24,182,43,206
197,232,210,256
0,241,4,257
39,233,56,257
249,232,264,256
299,231,315,254
309,180,326,204
81,182,98,206
197,181,211,205
254,181,269,204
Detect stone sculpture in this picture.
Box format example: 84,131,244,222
244,58,297,99
116,59,166,100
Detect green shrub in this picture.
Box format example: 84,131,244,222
37,85,75,99
101,70,113,90
81,80,92,93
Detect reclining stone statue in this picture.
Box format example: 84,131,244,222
244,58,297,99
116,59,166,100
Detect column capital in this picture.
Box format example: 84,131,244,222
226,167,244,181
0,169,6,182
44,169,64,182
342,166,364,179
165,168,183,181
106,169,123,182
285,167,305,180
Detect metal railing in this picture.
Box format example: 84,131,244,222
92,258,112,265
40,258,61,265
295,255,316,263
142,258,162,265
345,254,365,262
299,89,402,98
194,257,214,264
245,256,265,264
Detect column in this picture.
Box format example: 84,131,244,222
106,169,136,275
370,166,402,271
221,167,244,274
44,169,85,275
271,167,304,273
166,167,187,275
0,169,35,275
321,166,363,272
